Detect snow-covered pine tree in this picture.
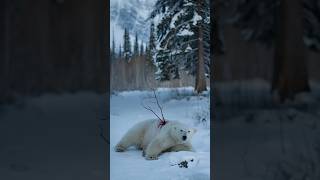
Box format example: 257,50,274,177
229,0,314,101
145,46,150,64
304,0,320,51
230,0,320,50
112,30,116,61
150,0,210,93
123,28,132,61
118,44,122,59
148,21,156,61
134,32,139,57
140,41,144,56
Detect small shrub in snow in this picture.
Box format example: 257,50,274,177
170,159,196,169
192,107,210,128
169,88,196,101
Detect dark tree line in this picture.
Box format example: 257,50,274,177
1,0,106,104
110,25,155,65
214,0,320,102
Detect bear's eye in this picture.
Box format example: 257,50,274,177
188,130,190,133
180,130,183,132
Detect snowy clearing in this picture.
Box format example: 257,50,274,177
110,87,210,180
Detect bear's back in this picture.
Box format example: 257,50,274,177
142,119,162,147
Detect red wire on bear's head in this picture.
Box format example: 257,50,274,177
158,119,167,128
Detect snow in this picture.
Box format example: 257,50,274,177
110,87,210,180
170,10,186,29
186,44,193,51
178,29,194,36
214,80,320,180
192,12,202,26
0,92,106,180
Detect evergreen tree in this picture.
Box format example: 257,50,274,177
133,32,139,57
118,44,122,59
230,0,320,51
148,21,156,61
145,46,149,59
150,0,210,93
123,28,132,61
229,0,315,101
304,0,320,51
140,41,144,56
111,30,116,61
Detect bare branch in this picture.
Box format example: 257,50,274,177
141,89,167,124
141,96,162,121
153,90,165,120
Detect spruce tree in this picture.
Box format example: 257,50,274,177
133,32,139,57
150,0,210,92
230,0,320,51
123,28,132,61
145,46,149,59
140,41,144,56
229,0,315,101
148,22,156,60
112,30,116,61
118,44,122,59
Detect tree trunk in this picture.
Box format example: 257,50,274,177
195,0,207,93
1,0,11,103
212,0,224,56
272,0,310,102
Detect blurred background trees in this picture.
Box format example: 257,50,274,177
213,0,320,102
0,0,106,104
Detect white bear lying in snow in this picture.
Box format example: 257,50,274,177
115,119,197,160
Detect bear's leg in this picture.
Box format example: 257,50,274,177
167,143,194,152
115,126,144,152
115,141,129,152
145,137,169,160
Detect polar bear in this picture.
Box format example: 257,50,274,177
115,119,197,160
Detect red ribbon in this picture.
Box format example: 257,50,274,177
158,119,167,128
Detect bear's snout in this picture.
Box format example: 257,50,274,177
182,135,187,141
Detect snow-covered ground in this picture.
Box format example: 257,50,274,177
0,92,106,180
214,80,320,180
110,87,210,180
3,80,319,180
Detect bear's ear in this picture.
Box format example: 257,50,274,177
174,127,177,130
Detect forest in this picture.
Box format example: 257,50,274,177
110,0,210,93
212,1,320,179
0,0,106,104
110,0,320,103
1,0,320,179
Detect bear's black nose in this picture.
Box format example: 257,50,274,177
182,136,187,141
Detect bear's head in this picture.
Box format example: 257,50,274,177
170,124,197,144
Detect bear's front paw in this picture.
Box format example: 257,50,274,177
145,155,158,160
115,145,126,152
142,150,146,157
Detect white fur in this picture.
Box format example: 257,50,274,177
115,119,196,160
